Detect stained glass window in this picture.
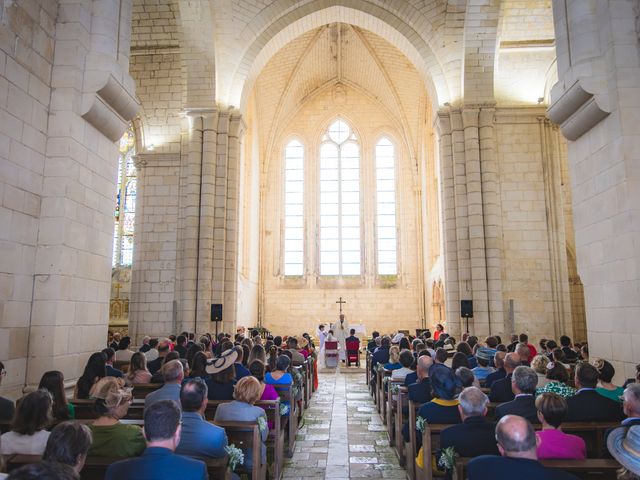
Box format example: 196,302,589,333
375,137,397,275
284,140,304,276
319,119,361,276
113,125,136,267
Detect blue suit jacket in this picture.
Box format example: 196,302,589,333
234,363,251,380
144,384,182,414
404,372,418,387
484,367,506,388
468,455,578,480
175,411,228,459
106,365,124,378
105,447,207,480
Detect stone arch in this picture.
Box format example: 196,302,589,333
226,2,453,111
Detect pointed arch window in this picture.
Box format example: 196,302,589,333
112,125,137,267
375,137,397,275
283,140,304,275
319,119,361,276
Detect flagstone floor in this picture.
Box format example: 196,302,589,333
281,368,406,479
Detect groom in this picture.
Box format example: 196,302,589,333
331,314,349,362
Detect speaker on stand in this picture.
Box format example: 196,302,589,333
211,304,223,338
460,300,473,333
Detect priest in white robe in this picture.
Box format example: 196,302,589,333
331,314,349,362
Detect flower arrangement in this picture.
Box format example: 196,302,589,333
280,402,290,416
224,444,244,471
416,416,426,433
257,416,268,435
390,383,400,395
437,446,458,471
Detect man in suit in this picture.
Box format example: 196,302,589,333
440,386,499,457
102,348,124,378
176,378,228,459
106,400,207,480
495,366,539,423
468,415,578,480
485,351,506,388
139,336,152,353
233,346,251,380
367,331,379,353
145,360,184,414
371,335,391,372
566,363,625,422
515,343,531,367
560,335,578,362
174,335,188,359
409,355,433,404
489,353,520,402
148,340,170,374
603,383,640,457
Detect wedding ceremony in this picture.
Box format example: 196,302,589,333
1,0,640,479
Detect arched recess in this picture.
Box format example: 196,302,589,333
566,246,587,342
228,3,453,111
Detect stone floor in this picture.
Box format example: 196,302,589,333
281,368,406,479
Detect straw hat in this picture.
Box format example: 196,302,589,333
297,336,309,349
92,377,132,409
206,348,238,375
607,425,640,475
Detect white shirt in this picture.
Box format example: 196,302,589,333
114,349,134,362
145,348,159,362
1,430,50,455
392,367,414,381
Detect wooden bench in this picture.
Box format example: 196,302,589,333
214,420,267,480
417,421,620,480
131,383,163,398
453,457,620,480
386,378,405,448
272,383,298,458
4,453,230,480
394,386,408,467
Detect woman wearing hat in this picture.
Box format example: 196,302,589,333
205,349,237,401
88,377,145,457
607,425,640,478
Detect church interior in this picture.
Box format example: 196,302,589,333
1,0,640,478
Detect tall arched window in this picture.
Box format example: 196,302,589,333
375,137,397,275
112,125,137,267
320,119,361,276
283,140,304,275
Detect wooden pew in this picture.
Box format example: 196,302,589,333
453,458,620,480
386,378,405,447
417,421,620,480
405,399,423,480
131,383,163,398
272,383,297,458
394,386,408,467
214,420,267,480
5,454,230,480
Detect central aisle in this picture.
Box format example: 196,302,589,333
282,368,406,479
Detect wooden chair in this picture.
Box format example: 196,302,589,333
5,454,230,480
214,420,267,480
256,399,285,480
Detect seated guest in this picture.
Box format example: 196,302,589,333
566,362,625,422
368,331,380,353
451,352,470,370
456,342,477,369
145,360,184,412
102,348,123,378
518,333,537,362
144,338,160,362
434,348,448,365
185,343,204,369
535,393,586,460
594,358,625,402
185,351,209,381
74,352,106,399
124,351,152,385
88,377,145,457
371,335,391,372
176,378,228,459
249,360,279,402
214,376,269,470
580,343,589,362
391,350,415,381
489,352,520,402
109,332,121,351
468,415,578,480
174,335,188,359
105,400,207,480
484,351,506,388
455,367,478,388
150,351,180,383
531,354,552,387
139,336,151,353
39,370,75,421
265,354,294,412
147,340,171,375
440,387,499,458
43,421,93,475
234,346,251,380
607,425,640,480
114,336,134,363
248,345,267,365
346,328,359,344
408,355,433,405
285,337,305,364
6,461,79,480
551,348,570,369
495,366,539,423
0,390,52,455
205,348,237,401
506,334,518,352
384,346,402,370
0,361,15,421
559,335,578,362
621,384,640,428
515,343,531,366
472,348,495,384
536,361,576,398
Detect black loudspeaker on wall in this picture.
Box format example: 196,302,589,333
461,300,473,318
211,304,223,322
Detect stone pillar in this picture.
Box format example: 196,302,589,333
549,0,640,381
27,0,138,385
